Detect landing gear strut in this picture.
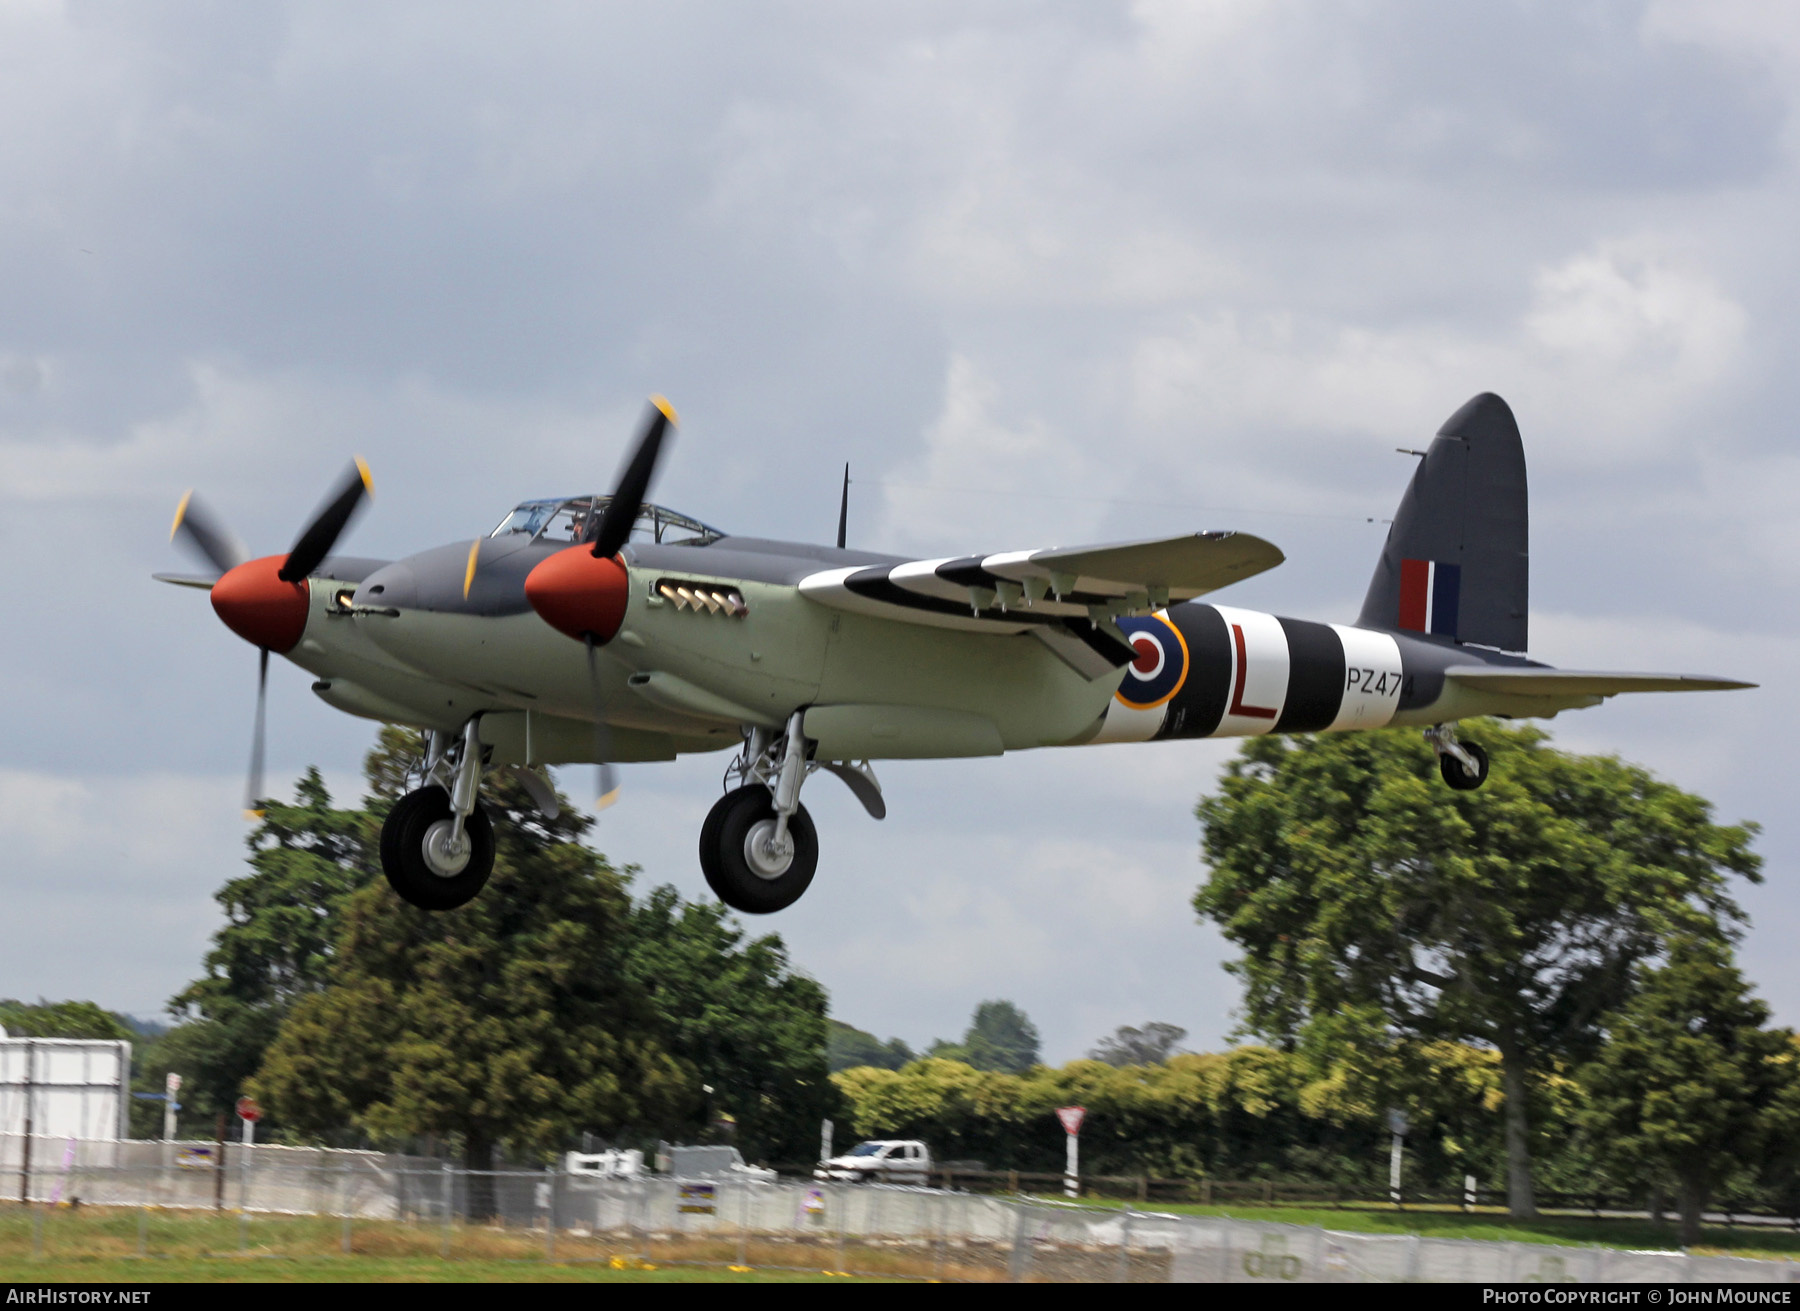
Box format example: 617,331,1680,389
382,719,495,910
1426,724,1489,791
700,712,820,914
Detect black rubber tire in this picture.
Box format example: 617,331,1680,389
380,785,495,910
698,788,733,903
1440,741,1490,791
699,785,818,914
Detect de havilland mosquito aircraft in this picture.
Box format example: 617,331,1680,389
160,392,1752,915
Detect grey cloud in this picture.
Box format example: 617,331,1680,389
2,1,1798,1050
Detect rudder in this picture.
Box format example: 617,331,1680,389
1357,393,1529,653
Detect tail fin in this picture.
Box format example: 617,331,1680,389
1357,393,1529,653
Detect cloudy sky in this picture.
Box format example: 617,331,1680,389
3,0,1798,1063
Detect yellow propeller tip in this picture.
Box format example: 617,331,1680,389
354,456,374,497
650,395,677,425
595,788,621,811
242,808,266,821
170,489,193,542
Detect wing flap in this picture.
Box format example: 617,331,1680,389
1446,667,1756,697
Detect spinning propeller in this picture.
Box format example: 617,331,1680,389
524,397,678,811
170,460,374,818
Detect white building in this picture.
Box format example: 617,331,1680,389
0,1029,133,1142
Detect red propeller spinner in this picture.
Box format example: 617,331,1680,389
523,548,630,644
210,555,310,653
523,396,674,646
167,459,373,816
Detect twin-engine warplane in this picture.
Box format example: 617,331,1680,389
160,393,1752,915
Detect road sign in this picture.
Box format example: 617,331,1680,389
236,1096,262,1123
165,1072,182,1095
1057,1106,1085,1135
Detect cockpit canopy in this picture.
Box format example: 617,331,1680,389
489,497,724,548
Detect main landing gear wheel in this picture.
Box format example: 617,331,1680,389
1440,741,1490,791
699,784,818,915
381,785,494,910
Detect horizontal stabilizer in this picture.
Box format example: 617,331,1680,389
1446,667,1756,697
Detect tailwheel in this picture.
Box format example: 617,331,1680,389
1438,740,1490,791
699,784,818,915
381,785,494,910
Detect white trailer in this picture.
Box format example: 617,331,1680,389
0,1032,133,1145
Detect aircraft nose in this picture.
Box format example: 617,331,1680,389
211,555,310,652
354,561,416,610
524,546,630,643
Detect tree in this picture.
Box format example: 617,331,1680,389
961,1000,1041,1074
251,769,695,1215
1578,939,1800,1246
162,765,382,1121
622,885,835,1163
1194,722,1759,1217
1089,1022,1188,1067
0,999,134,1041
828,1021,915,1073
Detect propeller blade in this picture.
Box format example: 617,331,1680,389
585,635,621,811
169,490,249,577
836,462,850,550
591,397,676,561
244,647,269,820
280,458,374,583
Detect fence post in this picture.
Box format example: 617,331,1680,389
440,1161,453,1260
213,1114,226,1211
736,1176,749,1269
340,1162,353,1255
542,1165,555,1262
19,1040,33,1205
1006,1202,1032,1283
931,1187,946,1282
136,1204,147,1259
833,1181,847,1275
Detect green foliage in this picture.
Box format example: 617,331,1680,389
235,729,832,1173
1192,721,1760,1212
834,1048,1386,1181
959,1000,1041,1074
162,763,383,1121
1088,1022,1188,1067
1577,939,1800,1244
251,768,695,1171
0,999,134,1041
623,886,835,1162
827,1021,914,1073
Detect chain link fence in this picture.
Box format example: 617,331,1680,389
2,1136,1798,1282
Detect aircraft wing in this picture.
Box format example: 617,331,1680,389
797,531,1282,676
799,531,1282,628
1445,667,1757,697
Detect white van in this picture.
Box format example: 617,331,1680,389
814,1139,932,1184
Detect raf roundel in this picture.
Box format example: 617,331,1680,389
1114,613,1189,710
